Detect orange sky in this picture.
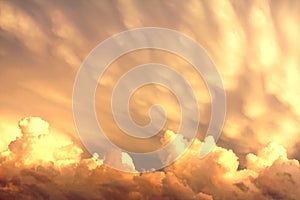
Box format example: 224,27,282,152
0,0,300,199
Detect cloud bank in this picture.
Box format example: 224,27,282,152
0,117,299,199
1,0,300,159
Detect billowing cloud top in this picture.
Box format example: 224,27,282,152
0,117,299,199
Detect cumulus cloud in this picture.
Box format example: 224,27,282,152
246,142,297,172
0,118,299,199
6,117,82,167
1,0,300,160
165,130,299,200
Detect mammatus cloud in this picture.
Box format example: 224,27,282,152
1,0,300,161
0,117,299,199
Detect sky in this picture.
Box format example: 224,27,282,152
0,0,300,199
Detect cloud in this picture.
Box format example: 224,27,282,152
165,131,299,200
246,142,296,172
103,149,136,173
1,0,300,199
0,1,48,54
0,118,299,199
255,161,300,200
5,117,82,167
1,0,300,161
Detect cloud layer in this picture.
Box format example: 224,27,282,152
0,117,299,199
1,0,300,159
